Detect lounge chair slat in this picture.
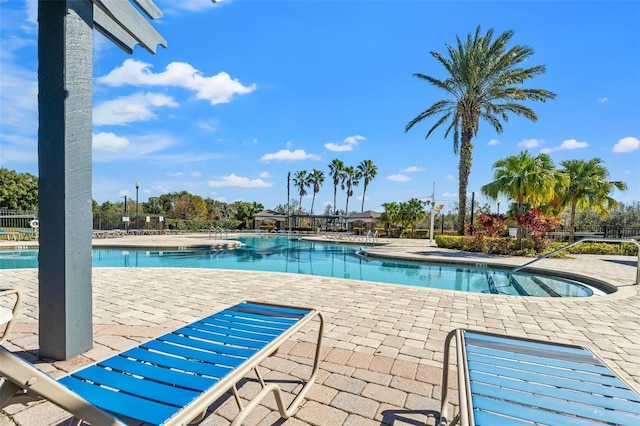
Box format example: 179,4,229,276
59,375,180,425
465,334,599,364
471,369,640,413
141,340,248,369
184,322,278,346
468,359,635,397
162,332,259,358
100,355,217,392
233,302,310,318
200,313,292,333
472,382,640,425
216,309,299,327
467,344,615,376
122,347,233,379
472,393,623,425
200,315,289,335
191,318,283,337
69,365,198,407
472,404,596,426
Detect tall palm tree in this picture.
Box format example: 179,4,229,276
556,158,627,241
481,151,559,247
307,169,325,216
405,26,556,235
328,159,345,215
287,171,291,231
357,159,378,212
292,170,309,215
341,166,360,215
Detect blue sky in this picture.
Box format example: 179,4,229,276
1,0,639,214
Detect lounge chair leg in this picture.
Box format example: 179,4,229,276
231,385,244,410
69,417,83,426
254,367,267,387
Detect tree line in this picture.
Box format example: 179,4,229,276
289,158,378,216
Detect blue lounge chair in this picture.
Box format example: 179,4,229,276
439,328,640,425
0,299,324,425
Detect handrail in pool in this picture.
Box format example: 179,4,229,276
510,237,639,285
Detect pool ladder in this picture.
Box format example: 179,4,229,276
509,237,640,285
208,226,228,240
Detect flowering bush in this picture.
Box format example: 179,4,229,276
474,213,508,237
516,209,561,252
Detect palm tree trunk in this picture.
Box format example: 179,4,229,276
310,193,316,217
361,183,367,212
516,195,524,249
457,134,473,235
569,201,577,242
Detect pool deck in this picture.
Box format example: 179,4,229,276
1,234,639,425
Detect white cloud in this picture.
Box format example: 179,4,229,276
518,138,542,148
325,134,365,152
191,171,202,177
540,138,589,153
261,149,321,162
488,139,500,146
442,191,457,197
92,132,130,151
404,166,425,172
597,97,608,103
195,119,218,132
94,92,178,125
208,174,272,188
387,174,410,182
613,136,640,153
446,174,455,182
92,133,178,162
166,172,183,177
97,59,256,105
259,171,270,178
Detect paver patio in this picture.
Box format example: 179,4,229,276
1,235,638,425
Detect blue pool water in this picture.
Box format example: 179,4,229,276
0,236,596,297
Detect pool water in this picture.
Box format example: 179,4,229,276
0,236,596,297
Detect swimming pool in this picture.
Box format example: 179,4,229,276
0,236,598,297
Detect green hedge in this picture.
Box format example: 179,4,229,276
434,235,637,256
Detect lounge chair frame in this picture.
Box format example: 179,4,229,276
1,300,324,425
439,328,640,426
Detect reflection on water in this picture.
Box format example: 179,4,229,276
0,236,597,297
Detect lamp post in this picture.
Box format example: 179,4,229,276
135,182,140,231
497,200,501,215
122,195,128,231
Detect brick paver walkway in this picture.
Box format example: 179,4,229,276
1,235,639,425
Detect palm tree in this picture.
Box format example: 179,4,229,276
405,26,556,235
357,159,378,212
292,170,309,215
380,201,401,236
481,151,559,247
307,169,325,216
556,158,627,241
287,171,291,231
342,166,360,215
328,159,345,215
401,198,427,237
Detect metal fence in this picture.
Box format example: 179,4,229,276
0,210,38,230
549,226,640,241
93,211,166,231
0,210,166,232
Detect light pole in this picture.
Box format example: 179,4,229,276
135,182,140,231
497,200,501,215
122,195,128,231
